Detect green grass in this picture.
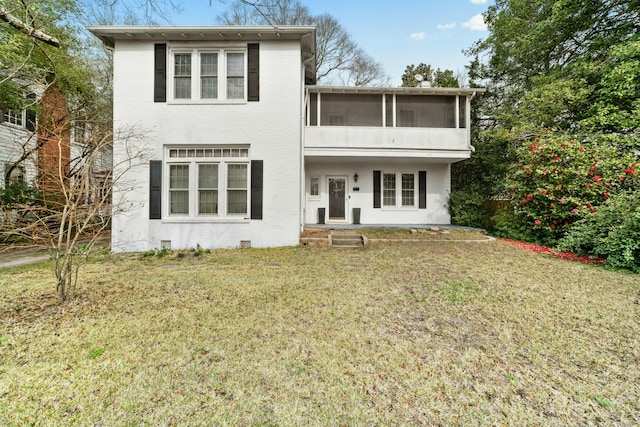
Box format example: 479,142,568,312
1,240,638,426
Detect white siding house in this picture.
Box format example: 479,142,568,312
0,109,37,188
89,25,483,252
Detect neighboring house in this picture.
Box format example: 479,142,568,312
0,107,37,188
88,25,483,253
1,86,111,205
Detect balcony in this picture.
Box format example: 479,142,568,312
304,86,483,161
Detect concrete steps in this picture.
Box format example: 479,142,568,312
330,232,365,248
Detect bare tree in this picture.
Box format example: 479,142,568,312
1,119,148,301
217,0,388,86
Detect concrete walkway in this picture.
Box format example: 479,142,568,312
305,223,486,232
0,237,110,269
0,247,51,269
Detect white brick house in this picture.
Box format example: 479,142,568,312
89,26,483,252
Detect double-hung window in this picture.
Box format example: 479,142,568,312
170,48,246,102
382,172,416,208
174,54,192,99
2,110,24,127
169,164,189,214
166,147,249,218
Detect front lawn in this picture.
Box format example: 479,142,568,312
1,240,638,425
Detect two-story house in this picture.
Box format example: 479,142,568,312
88,25,483,252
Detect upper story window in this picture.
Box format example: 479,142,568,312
3,110,24,127
170,48,246,103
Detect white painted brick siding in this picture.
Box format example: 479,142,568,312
111,39,304,252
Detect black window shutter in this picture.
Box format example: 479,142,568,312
149,160,162,219
154,44,167,103
373,170,381,208
248,43,260,102
25,109,36,132
251,160,263,219
419,171,427,209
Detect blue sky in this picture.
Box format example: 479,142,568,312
171,1,493,86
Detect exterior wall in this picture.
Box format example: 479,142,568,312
304,159,451,225
37,87,71,196
0,120,37,189
111,39,304,252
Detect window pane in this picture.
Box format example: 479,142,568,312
175,77,191,99
198,164,218,214
310,177,319,196
198,164,218,189
201,53,218,99
199,190,218,214
227,77,244,99
383,173,396,206
227,53,245,99
175,54,191,76
169,164,189,214
227,164,247,188
170,190,189,214
201,53,218,76
401,173,415,206
201,77,218,99
174,54,192,99
227,190,247,214
227,164,247,214
169,164,189,189
227,53,244,76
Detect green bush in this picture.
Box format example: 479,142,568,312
449,186,494,230
0,181,40,208
558,191,640,272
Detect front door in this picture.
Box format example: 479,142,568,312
328,177,346,221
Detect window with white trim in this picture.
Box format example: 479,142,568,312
3,110,24,127
170,48,246,102
382,172,416,208
4,164,25,186
165,147,250,218
309,176,320,197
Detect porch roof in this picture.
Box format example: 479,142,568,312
306,85,485,96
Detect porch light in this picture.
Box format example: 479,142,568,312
354,173,359,182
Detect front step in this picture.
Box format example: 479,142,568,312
331,232,364,248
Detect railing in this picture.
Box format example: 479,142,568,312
304,126,470,151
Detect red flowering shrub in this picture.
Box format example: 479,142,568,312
502,132,638,245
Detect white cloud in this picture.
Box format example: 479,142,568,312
437,22,457,30
462,13,487,31
410,32,426,41
470,0,488,4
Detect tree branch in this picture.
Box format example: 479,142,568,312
0,6,61,47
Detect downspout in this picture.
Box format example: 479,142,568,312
300,65,309,234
